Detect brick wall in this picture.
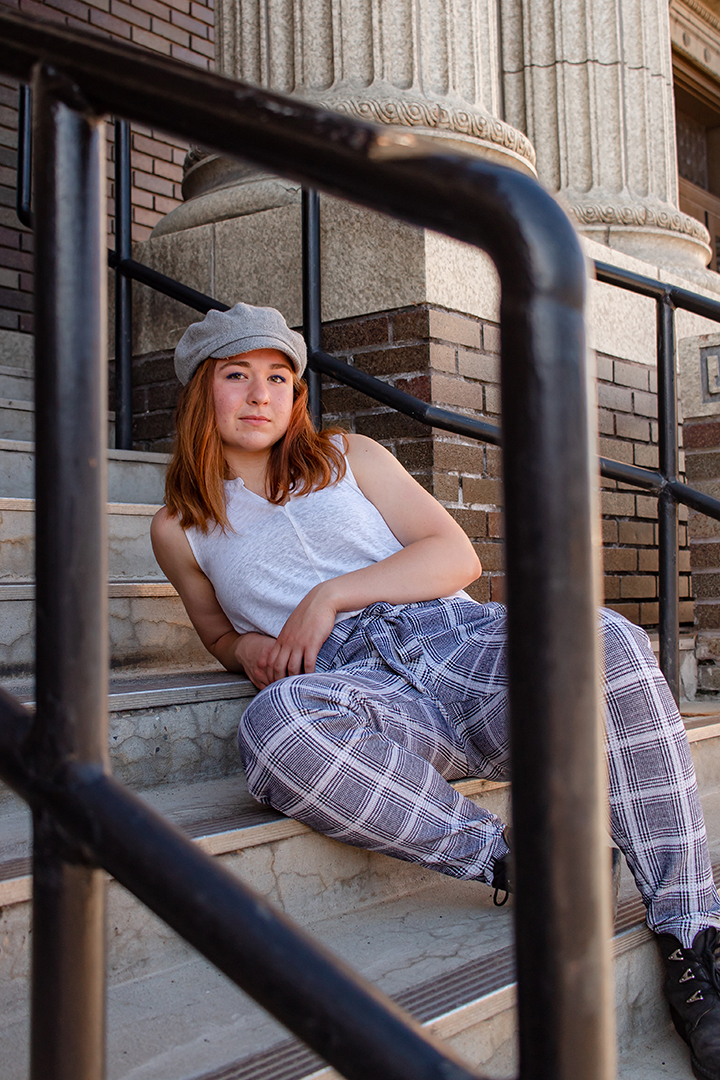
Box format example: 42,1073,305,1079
684,418,720,692
597,354,693,626
0,0,214,333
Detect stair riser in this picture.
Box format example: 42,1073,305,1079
0,446,167,503
0,405,115,445
0,885,671,1080
0,595,209,678
0,504,162,581
0,785,513,1018
0,372,32,399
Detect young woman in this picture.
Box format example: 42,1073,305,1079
153,302,720,1079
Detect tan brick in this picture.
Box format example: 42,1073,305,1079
679,549,691,571
603,548,638,571
602,519,619,543
488,511,504,538
431,374,484,411
634,443,659,468
596,355,613,381
614,360,649,390
482,324,501,354
457,350,500,383
429,343,455,373
640,602,659,624
435,440,484,474
433,473,459,503
680,576,691,598
599,437,634,465
680,600,694,623
464,478,503,505
603,575,621,599
597,383,633,412
635,495,658,519
472,541,504,571
615,413,650,442
605,602,640,624
598,409,614,435
620,575,657,598
633,390,657,418
428,309,481,349
450,509,488,540
466,576,490,603
601,491,635,516
486,446,502,476
618,520,654,545
484,386,501,415
638,549,659,572
490,574,506,603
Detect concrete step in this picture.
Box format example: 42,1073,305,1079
0,396,116,444
0,365,32,399
0,701,718,1080
0,498,164,582
0,581,213,678
0,439,168,503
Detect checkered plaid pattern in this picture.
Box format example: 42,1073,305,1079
238,598,720,946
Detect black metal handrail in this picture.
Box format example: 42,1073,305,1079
0,9,667,1080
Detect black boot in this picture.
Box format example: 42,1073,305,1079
492,843,623,916
658,927,720,1080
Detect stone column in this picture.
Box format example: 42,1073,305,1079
501,0,711,269
156,0,536,235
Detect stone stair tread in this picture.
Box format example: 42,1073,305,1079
0,438,169,463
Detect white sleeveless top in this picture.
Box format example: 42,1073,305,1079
185,443,408,638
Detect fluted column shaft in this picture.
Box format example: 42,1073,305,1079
501,0,710,267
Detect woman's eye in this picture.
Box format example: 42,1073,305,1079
269,374,287,383
226,371,246,379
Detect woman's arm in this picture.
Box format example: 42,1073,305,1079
150,508,277,688
267,434,481,679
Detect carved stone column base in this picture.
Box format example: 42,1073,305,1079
561,190,712,270
152,84,538,239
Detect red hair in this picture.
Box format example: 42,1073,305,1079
164,357,346,531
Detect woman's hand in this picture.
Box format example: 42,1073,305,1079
234,632,279,689
266,583,338,680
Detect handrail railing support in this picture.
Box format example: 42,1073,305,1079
30,63,110,1080
114,118,133,450
657,292,680,701
302,188,322,428
16,82,32,229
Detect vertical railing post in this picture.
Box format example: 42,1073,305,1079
16,83,33,229
302,188,322,429
114,118,133,450
657,293,679,702
30,63,109,1080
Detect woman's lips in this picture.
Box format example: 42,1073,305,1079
240,416,270,424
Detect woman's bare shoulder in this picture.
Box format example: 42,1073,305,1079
150,506,195,569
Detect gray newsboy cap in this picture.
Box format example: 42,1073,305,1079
174,302,307,385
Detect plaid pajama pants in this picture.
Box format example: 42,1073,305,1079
237,597,720,946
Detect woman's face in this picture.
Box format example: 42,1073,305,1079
212,348,295,460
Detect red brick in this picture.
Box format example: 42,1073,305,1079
0,246,32,271
153,158,184,182
170,41,209,66
190,34,214,58
131,25,172,51
155,16,189,43
111,0,151,22
133,206,163,228
134,170,175,196
133,0,171,18
170,6,208,34
89,7,132,35
0,226,20,248
130,150,156,173
153,194,180,215
190,1,213,23
685,421,720,449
